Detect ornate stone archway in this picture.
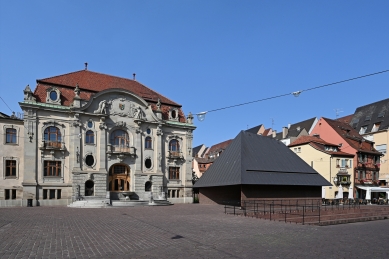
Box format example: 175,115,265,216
108,164,131,191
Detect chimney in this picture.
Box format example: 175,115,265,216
133,73,136,80
84,62,88,70
272,130,277,138
282,127,288,139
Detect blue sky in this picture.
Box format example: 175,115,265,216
1,1,388,147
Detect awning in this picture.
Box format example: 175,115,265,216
355,186,389,192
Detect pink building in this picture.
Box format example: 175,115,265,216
310,117,382,200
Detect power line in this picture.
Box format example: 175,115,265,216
0,96,13,113
198,69,389,117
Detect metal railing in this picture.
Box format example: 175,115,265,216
224,198,366,225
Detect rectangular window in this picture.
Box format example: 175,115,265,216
44,161,61,177
6,128,17,143
341,159,346,167
57,190,61,199
12,189,16,199
5,189,10,200
50,189,55,199
5,160,17,177
169,167,180,179
336,159,340,167
172,190,176,198
43,189,48,199
349,159,352,168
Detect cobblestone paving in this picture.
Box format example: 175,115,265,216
0,204,388,258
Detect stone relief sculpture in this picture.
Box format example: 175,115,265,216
94,100,107,114
133,106,143,119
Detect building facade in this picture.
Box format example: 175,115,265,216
1,69,196,206
310,117,383,199
289,135,355,200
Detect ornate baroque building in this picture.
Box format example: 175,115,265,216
0,68,196,206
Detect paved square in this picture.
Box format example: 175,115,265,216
0,204,388,258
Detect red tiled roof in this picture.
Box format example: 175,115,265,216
310,142,354,157
262,128,271,136
336,114,353,124
32,70,186,122
289,135,338,147
289,135,354,156
322,117,381,154
208,139,233,154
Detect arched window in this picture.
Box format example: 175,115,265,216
145,136,152,149
169,139,180,152
86,130,94,144
6,128,17,143
44,126,61,148
110,130,129,152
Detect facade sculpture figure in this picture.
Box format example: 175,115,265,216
156,98,161,111
94,100,107,114
133,106,142,119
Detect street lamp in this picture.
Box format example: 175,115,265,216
196,111,207,122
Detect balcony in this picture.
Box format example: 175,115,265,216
108,145,136,155
40,141,65,150
167,150,183,159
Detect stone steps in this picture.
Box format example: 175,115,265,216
67,199,110,208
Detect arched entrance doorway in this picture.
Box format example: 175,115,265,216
108,164,131,192
85,180,94,196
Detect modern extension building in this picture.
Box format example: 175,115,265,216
0,68,196,207
194,131,331,204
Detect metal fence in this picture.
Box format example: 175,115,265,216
224,199,363,225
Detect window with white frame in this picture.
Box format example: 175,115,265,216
371,123,380,132
359,126,367,134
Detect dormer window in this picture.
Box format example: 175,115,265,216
359,126,367,134
372,123,380,132
46,87,61,105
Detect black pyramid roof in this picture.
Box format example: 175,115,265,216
194,130,331,188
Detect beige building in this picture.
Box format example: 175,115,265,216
289,135,355,199
0,68,196,207
0,112,25,206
